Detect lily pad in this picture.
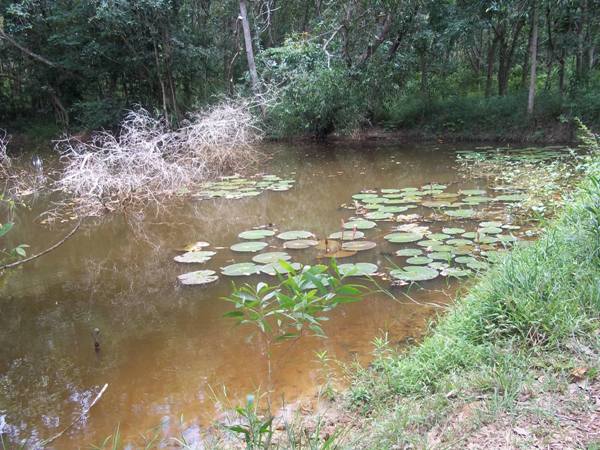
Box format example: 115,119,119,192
467,260,489,271
277,230,315,240
283,239,319,249
498,234,518,243
178,270,219,286
444,209,476,218
428,262,450,270
447,238,473,246
329,231,365,240
390,266,439,282
442,227,465,235
338,262,378,277
429,244,454,252
460,189,487,196
174,251,217,264
221,262,261,276
352,193,379,200
428,233,450,241
495,194,527,202
406,256,433,265
378,206,410,213
343,219,376,230
417,239,442,247
428,252,452,260
238,229,276,240
260,261,302,275
479,221,503,228
230,241,268,253
384,232,423,243
395,248,422,257
442,267,472,278
365,211,394,220
454,256,477,264
252,252,291,264
341,241,377,251
461,232,477,239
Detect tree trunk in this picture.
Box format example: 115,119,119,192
485,33,497,97
527,1,538,116
559,49,566,95
239,0,260,96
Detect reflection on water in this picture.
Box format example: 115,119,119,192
1,142,485,448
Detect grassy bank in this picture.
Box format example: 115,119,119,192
343,157,600,448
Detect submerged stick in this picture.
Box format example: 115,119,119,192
40,383,108,446
0,220,81,271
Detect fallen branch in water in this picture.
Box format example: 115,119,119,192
0,220,81,271
40,383,108,446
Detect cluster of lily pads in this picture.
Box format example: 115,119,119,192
456,146,590,220
344,183,527,222
174,172,534,287
194,174,295,200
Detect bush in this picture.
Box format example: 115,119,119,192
259,37,366,138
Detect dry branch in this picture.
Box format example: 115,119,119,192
55,98,263,215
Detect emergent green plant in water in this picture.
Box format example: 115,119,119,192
222,260,365,446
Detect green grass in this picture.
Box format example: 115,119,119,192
347,156,600,447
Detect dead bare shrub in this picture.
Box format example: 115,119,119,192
56,99,263,215
0,129,10,175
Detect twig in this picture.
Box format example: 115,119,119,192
40,383,108,446
0,220,81,271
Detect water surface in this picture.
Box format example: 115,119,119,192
1,141,491,448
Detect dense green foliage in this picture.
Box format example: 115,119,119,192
1,0,600,135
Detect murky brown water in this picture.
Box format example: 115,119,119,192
0,141,492,448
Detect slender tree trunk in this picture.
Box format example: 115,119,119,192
239,0,260,96
485,33,497,97
527,1,538,116
559,49,566,95
522,19,533,89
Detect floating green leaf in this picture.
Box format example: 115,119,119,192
365,211,394,220
341,241,377,251
343,219,376,230
384,232,423,243
230,241,268,253
283,239,319,249
252,252,291,264
444,209,476,218
442,227,466,235
260,261,302,276
277,230,315,240
177,270,219,285
338,262,378,277
390,266,439,281
395,248,422,257
460,189,487,196
406,256,433,265
221,262,261,276
174,251,216,263
329,231,365,240
238,229,276,240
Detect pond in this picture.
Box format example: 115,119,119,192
0,141,555,448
